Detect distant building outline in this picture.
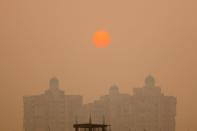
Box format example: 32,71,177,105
23,75,176,131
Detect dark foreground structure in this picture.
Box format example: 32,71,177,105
73,117,110,131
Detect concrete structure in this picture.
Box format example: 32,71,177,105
23,76,176,131
23,77,82,131
73,115,111,131
78,75,176,131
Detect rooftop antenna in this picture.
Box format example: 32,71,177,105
48,125,50,131
109,125,111,131
89,113,92,124
102,115,106,125
75,116,78,124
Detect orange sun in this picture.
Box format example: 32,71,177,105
93,30,111,48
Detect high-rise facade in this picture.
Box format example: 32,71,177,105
78,75,176,131
23,77,82,131
23,76,176,131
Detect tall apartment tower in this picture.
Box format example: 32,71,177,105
131,75,176,131
78,75,176,131
23,77,82,131
23,76,176,131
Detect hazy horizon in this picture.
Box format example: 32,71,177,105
0,0,197,131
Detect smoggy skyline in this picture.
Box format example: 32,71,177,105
0,0,197,131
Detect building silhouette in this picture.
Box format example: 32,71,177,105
23,76,176,131
23,77,82,131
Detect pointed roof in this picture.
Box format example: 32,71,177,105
49,77,59,89
109,84,119,95
145,75,155,88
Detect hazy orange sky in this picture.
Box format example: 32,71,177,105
0,0,197,131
